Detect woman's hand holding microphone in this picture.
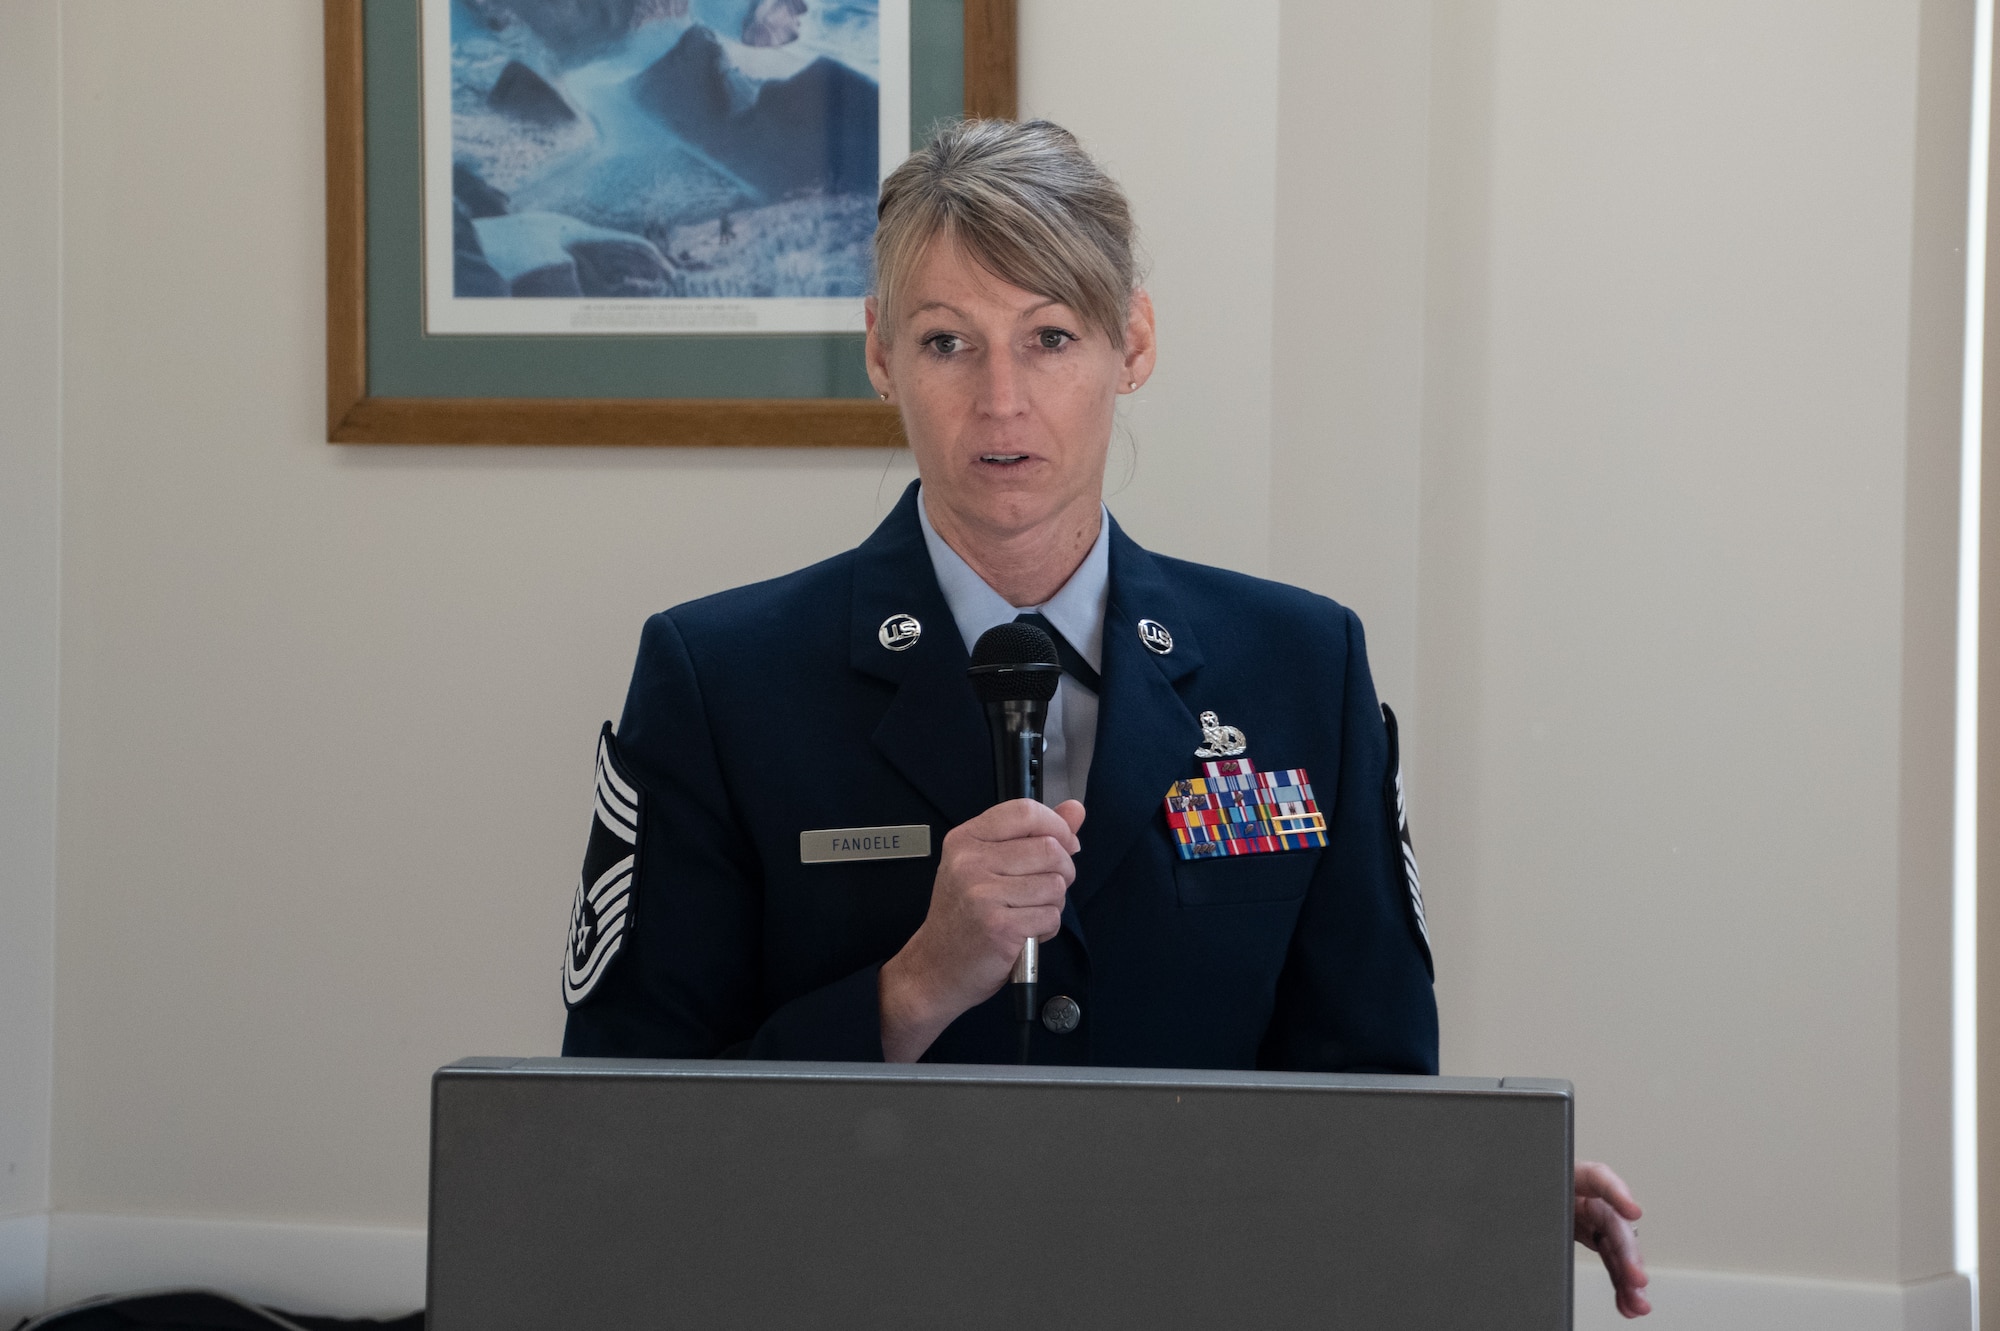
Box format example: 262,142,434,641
878,798,1086,1063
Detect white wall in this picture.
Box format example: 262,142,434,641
15,0,1980,1324
1436,0,1959,1283
1416,0,1967,1296
0,0,63,1321
1270,2,1433,714
45,0,1281,1231
1018,2,1281,579
1273,0,1974,1314
48,0,901,1228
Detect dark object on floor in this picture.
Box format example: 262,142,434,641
10,1289,422,1331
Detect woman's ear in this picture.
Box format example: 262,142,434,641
864,296,893,402
1121,288,1158,393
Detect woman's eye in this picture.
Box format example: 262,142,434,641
922,333,963,356
1036,329,1075,351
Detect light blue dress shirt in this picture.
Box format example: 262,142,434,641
916,490,1109,808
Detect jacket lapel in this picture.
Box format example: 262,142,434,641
850,491,1205,918
1069,521,1206,915
850,482,991,832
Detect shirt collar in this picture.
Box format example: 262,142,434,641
917,488,1109,673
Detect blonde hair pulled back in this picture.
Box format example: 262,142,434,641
873,119,1140,348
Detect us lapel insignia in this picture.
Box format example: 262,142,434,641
1162,713,1326,860
878,613,922,651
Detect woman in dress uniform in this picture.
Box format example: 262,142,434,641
558,118,1650,1317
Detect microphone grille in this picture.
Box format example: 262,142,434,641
968,622,1062,703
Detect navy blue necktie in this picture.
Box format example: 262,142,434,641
1014,612,1101,694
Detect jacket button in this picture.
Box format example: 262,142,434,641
1041,995,1081,1034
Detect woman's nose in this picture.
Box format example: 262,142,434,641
977,349,1028,418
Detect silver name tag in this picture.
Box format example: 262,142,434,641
799,825,932,864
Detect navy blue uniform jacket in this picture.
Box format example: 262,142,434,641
561,482,1437,1073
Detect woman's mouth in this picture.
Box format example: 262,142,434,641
979,453,1031,466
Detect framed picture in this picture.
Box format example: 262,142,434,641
325,0,1017,446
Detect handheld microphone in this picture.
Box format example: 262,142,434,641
967,622,1063,1056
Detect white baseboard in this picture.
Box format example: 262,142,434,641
41,1213,425,1322
1573,1256,1974,1331
13,1215,1982,1329
0,1213,50,1329
1905,1271,1979,1331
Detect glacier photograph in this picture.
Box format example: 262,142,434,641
421,0,905,335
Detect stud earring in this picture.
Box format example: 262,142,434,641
878,392,889,401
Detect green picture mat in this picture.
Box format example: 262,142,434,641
363,0,964,400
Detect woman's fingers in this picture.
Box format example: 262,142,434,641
1575,1161,1643,1222
946,844,1072,906
885,802,1088,1060
997,906,1062,945
969,798,1082,852
926,804,1082,975
1054,799,1087,837
1575,1193,1651,1318
984,875,1071,915
985,835,1078,885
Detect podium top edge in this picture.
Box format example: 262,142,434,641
434,1057,1573,1100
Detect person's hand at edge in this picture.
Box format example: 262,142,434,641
1575,1161,1650,1317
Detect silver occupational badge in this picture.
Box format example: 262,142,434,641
878,613,922,651
1137,619,1174,654
1194,710,1248,758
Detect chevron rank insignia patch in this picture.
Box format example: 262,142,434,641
1162,757,1329,860
1381,703,1432,977
563,722,642,1009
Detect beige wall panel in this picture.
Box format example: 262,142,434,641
1978,0,2000,1291
1019,0,1281,579
1270,1,1433,717
51,0,1282,1224
1421,0,1939,1280
1896,0,1975,1283
1415,0,1502,1171
0,0,62,1225
50,0,919,1223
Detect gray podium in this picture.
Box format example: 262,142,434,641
428,1058,1573,1330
